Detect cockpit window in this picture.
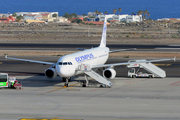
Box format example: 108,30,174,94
63,62,67,65
59,62,73,65
68,62,72,65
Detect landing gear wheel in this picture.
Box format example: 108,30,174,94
100,84,106,88
149,75,153,78
132,75,136,78
82,82,86,87
64,83,69,87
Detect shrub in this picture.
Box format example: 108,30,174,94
123,55,129,58
172,35,179,38
141,35,145,37
126,35,130,37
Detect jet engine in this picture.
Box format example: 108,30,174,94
103,68,116,79
45,68,57,79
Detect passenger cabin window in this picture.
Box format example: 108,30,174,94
59,62,72,65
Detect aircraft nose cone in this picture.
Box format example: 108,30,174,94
56,65,75,77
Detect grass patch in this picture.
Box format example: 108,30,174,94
123,55,130,58
172,35,179,38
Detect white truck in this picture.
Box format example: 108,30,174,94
126,59,167,78
128,68,154,78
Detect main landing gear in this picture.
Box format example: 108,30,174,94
82,74,89,87
63,77,71,87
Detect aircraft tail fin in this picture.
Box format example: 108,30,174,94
99,16,107,47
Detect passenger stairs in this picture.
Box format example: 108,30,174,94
85,70,112,87
127,60,166,78
78,64,112,87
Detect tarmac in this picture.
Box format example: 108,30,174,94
1,76,180,120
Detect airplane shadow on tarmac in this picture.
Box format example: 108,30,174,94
10,72,84,88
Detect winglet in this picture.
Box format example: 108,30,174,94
99,15,107,48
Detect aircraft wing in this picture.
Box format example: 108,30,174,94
92,58,175,69
109,48,136,53
5,55,55,65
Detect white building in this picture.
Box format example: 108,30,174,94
16,12,40,17
88,12,96,17
98,14,128,22
113,14,128,21
16,12,59,18
23,14,42,20
98,14,114,21
126,15,142,23
88,12,103,17
53,17,68,23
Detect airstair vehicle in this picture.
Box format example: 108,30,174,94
127,59,166,78
78,64,112,87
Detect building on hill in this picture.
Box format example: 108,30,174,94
126,15,142,23
0,16,15,23
98,14,128,22
53,17,68,23
87,18,99,21
98,14,142,23
42,13,51,19
0,13,11,18
88,12,103,17
24,14,42,21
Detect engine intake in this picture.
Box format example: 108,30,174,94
45,68,57,79
103,68,116,79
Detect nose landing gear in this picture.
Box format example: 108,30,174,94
63,77,71,87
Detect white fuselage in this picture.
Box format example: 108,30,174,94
56,47,109,77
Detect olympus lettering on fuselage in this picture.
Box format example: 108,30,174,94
75,53,94,62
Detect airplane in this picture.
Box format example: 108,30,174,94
5,16,175,88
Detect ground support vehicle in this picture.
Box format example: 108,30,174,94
12,80,22,89
128,68,154,78
127,59,166,78
0,73,22,89
0,73,9,88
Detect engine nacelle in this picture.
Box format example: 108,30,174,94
103,68,116,79
45,68,57,79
